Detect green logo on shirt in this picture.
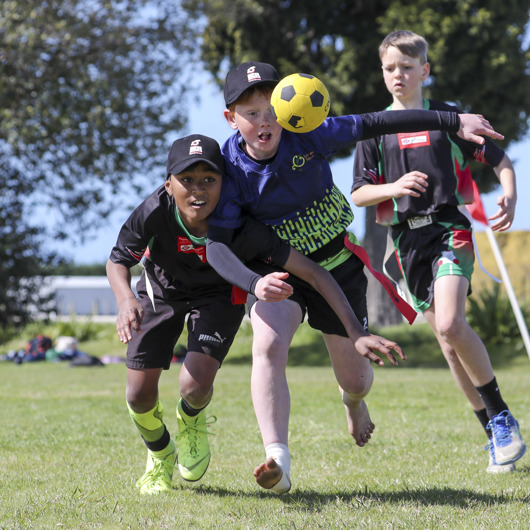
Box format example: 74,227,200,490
292,154,306,170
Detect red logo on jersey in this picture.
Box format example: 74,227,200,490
397,131,431,149
473,145,487,163
178,236,206,262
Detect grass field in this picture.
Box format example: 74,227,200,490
1,322,529,528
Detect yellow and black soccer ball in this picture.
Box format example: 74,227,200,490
271,73,330,133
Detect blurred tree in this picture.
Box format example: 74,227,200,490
0,0,198,236
189,0,530,326
193,0,529,159
0,156,59,328
0,0,199,326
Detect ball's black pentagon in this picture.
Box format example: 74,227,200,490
310,90,324,108
280,85,296,102
271,105,278,120
288,115,303,129
299,73,313,79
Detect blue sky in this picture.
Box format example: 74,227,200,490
56,78,530,264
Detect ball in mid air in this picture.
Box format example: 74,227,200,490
271,73,330,133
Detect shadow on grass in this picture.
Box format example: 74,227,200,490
190,471,530,507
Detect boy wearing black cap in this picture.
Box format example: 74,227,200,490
107,134,404,495
206,61,505,494
107,134,241,494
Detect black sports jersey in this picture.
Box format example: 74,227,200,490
109,185,290,299
353,99,505,225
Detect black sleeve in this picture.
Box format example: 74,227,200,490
229,218,291,266
108,205,154,268
206,218,291,295
207,224,236,244
360,109,460,140
454,134,505,167
352,137,380,193
206,239,262,294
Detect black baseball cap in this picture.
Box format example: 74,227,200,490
224,61,280,106
166,134,224,179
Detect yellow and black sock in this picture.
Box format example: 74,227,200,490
127,398,170,452
179,398,205,418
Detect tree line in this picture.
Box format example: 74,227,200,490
1,0,529,327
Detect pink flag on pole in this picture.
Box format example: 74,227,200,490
467,180,489,226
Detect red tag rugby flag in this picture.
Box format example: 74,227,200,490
467,180,489,226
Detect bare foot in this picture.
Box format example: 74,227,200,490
253,456,284,489
344,398,375,447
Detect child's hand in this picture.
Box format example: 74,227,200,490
391,171,429,198
489,193,516,232
255,272,294,302
116,297,144,343
353,334,406,366
457,114,504,144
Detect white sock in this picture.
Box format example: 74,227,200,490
265,443,291,493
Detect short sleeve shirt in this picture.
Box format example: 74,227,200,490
352,99,505,225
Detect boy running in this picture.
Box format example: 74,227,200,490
352,30,525,473
206,61,505,493
107,134,404,495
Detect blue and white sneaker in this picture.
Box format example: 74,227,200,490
485,438,516,474
488,410,526,465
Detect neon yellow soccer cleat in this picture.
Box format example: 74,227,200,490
176,400,216,482
136,440,177,495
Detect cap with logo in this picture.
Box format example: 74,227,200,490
166,134,224,179
224,61,280,107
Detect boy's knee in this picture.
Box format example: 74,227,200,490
179,377,213,407
252,345,289,369
437,317,467,344
126,388,158,412
340,373,373,399
252,331,290,363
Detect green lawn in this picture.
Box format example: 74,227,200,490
1,322,529,528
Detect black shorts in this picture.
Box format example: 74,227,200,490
126,275,245,370
247,252,368,337
392,214,474,312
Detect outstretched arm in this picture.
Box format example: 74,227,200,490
457,114,504,144
361,109,504,144
282,248,405,366
206,238,294,301
207,230,404,365
106,259,144,343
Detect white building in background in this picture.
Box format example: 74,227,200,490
44,276,140,318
